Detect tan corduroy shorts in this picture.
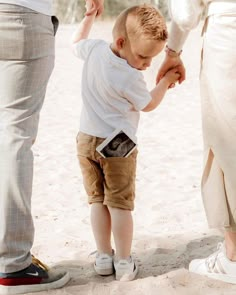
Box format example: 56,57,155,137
76,132,138,211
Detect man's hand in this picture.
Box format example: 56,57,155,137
156,55,186,85
85,0,104,17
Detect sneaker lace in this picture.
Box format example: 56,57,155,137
205,242,223,271
32,256,49,272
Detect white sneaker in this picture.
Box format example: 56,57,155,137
93,250,114,276
189,242,236,284
114,256,138,281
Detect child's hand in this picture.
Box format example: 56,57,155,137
163,67,180,88
85,0,97,16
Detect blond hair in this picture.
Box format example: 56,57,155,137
112,4,168,42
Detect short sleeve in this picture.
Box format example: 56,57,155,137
73,39,102,61
123,73,152,111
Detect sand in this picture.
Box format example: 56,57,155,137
28,20,236,294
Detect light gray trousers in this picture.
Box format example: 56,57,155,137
0,4,57,273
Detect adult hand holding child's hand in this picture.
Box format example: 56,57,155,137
85,0,104,17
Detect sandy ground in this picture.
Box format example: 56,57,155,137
28,20,236,294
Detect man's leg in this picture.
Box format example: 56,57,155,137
0,57,54,273
0,5,55,273
0,5,70,293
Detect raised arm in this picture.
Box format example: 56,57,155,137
71,0,98,43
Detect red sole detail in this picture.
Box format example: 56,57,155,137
0,277,42,286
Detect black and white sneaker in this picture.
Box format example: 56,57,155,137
0,256,70,294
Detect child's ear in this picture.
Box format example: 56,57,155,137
116,37,125,49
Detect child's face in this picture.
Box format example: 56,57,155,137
121,37,165,71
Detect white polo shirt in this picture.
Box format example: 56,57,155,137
0,0,53,15
73,39,152,139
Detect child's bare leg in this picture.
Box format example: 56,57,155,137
90,202,112,254
108,206,133,259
